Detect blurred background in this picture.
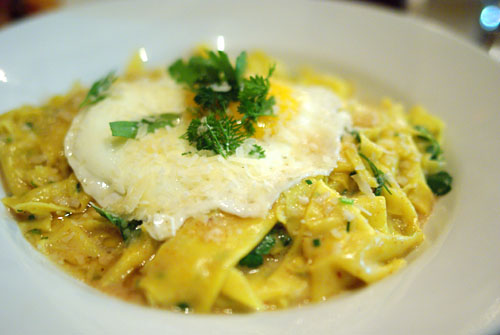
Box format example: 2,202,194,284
0,0,499,60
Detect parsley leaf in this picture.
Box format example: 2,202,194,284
359,152,392,196
239,234,276,268
426,171,452,196
169,50,274,158
414,125,443,160
80,71,117,108
110,113,180,139
249,144,265,159
90,202,141,241
182,114,248,158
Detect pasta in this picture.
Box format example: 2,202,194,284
0,50,451,313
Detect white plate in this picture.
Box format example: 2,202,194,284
1,1,500,334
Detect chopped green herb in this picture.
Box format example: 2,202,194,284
350,130,361,143
182,114,248,158
90,202,141,242
109,121,139,139
5,137,12,143
346,221,351,232
341,189,348,195
270,223,292,247
25,122,34,129
41,236,49,240
16,209,23,213
239,234,276,268
340,197,354,205
80,71,117,108
169,50,275,158
28,228,42,234
305,179,313,185
176,302,190,312
313,238,321,247
110,114,181,139
426,171,452,196
414,125,442,160
30,181,37,188
349,171,357,176
249,144,265,159
359,152,392,196
76,182,82,193
28,214,35,221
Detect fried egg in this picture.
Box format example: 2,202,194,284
64,75,351,240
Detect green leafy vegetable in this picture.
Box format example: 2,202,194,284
270,223,292,247
176,302,190,312
414,125,442,160
346,221,351,232
350,130,361,143
182,114,248,158
169,50,275,158
313,238,321,247
80,71,117,108
239,234,276,268
359,152,392,196
426,171,452,196
110,113,181,139
340,197,354,205
90,202,141,241
249,144,265,159
110,121,139,138
305,179,313,185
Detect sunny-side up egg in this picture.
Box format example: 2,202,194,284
64,75,352,240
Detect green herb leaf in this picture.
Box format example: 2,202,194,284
414,125,443,160
340,197,354,205
183,114,248,158
110,113,181,139
28,228,42,235
239,234,276,268
176,302,190,312
76,182,82,193
249,144,265,159
426,171,452,196
170,50,275,158
313,238,321,247
110,121,139,138
359,152,392,195
305,179,313,185
28,214,35,221
350,130,361,143
90,202,141,241
80,71,117,108
346,221,351,232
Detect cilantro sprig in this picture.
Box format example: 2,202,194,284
80,71,117,108
90,203,141,242
359,152,392,196
110,113,180,139
426,171,452,196
414,125,442,160
169,50,275,158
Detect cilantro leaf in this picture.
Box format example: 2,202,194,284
414,125,443,160
426,171,452,196
90,202,141,241
239,234,276,268
249,144,265,159
110,113,180,139
359,152,392,195
183,114,248,158
80,71,117,108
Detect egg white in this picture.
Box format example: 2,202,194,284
65,75,351,240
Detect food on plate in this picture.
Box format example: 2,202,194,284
0,48,452,313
